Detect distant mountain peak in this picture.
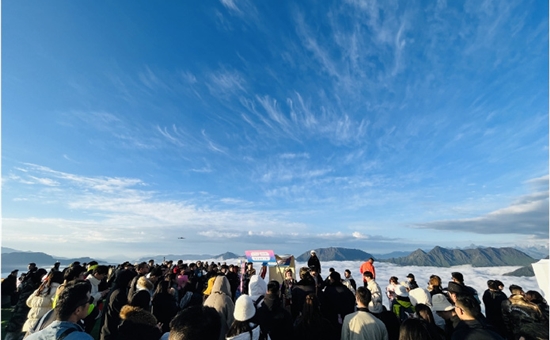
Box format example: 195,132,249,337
383,246,535,267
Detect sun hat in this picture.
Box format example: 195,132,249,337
432,293,454,311
395,284,409,297
234,294,256,321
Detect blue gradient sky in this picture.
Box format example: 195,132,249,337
2,0,548,259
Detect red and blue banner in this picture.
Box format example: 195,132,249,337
245,250,276,265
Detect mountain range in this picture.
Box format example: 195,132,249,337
296,247,374,261
383,246,536,267
1,246,538,273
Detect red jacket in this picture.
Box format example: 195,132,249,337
360,261,375,281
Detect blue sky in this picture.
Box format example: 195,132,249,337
2,0,548,260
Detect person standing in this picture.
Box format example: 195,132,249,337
1,270,19,308
363,271,384,316
360,258,375,287
307,251,321,273
341,286,388,340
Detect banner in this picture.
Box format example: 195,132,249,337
245,250,276,265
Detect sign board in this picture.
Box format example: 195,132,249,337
245,250,277,265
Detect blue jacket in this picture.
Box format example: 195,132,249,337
25,320,93,340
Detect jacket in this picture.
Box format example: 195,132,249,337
341,309,388,340
366,280,384,314
359,262,375,281
25,321,93,340
255,293,293,340
322,282,356,333
451,319,504,340
117,305,162,340
23,283,60,332
204,276,236,340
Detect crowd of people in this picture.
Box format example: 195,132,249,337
0,252,548,340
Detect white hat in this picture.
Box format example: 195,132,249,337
234,294,256,321
395,284,409,297
432,293,453,311
311,250,316,254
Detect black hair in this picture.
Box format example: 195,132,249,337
509,284,523,295
363,271,374,279
329,271,341,282
415,304,435,325
93,265,109,276
55,281,91,321
344,269,351,275
451,272,464,283
399,318,432,340
356,286,372,307
455,293,481,317
267,280,280,294
169,305,221,340
64,265,86,282
227,320,253,338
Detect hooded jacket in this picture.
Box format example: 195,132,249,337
204,276,236,340
248,275,267,306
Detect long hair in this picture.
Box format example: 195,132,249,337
226,320,253,338
300,293,324,326
415,304,436,325
36,270,63,296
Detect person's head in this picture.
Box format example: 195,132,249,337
155,280,171,295
309,266,318,276
284,268,293,279
355,286,372,308
328,267,335,273
525,290,546,303
10,269,18,277
115,269,137,289
148,259,155,267
454,293,480,320
28,262,37,271
92,265,109,280
363,271,374,282
267,280,280,295
310,250,316,257
301,293,322,321
446,281,465,303
328,271,341,284
432,294,454,319
509,284,524,296
299,267,311,280
234,295,256,322
137,276,154,291
169,305,221,340
55,281,92,322
368,257,374,264
494,280,504,291
451,272,464,284
64,264,86,282
406,273,415,282
415,304,435,325
246,262,253,269
136,262,149,275
389,276,399,285
428,275,441,289
344,269,351,278
399,318,432,340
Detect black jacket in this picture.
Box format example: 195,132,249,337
451,319,504,340
256,293,293,340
